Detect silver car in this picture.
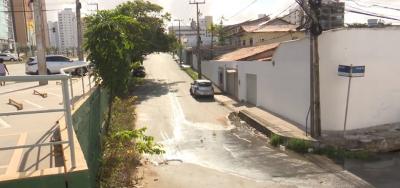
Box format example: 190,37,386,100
0,53,19,61
25,55,88,75
190,79,214,98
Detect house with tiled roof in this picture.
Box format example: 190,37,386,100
238,18,305,47
224,16,305,48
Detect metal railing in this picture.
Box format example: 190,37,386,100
60,64,93,109
0,64,93,169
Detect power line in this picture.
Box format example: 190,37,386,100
346,0,400,12
346,8,400,21
227,0,258,20
274,2,297,18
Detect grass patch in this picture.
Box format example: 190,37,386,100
286,139,312,153
99,97,164,187
270,134,284,147
182,67,198,80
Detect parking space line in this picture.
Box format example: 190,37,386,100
0,118,11,129
24,100,44,109
46,92,62,98
6,132,28,175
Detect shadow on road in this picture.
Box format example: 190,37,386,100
194,97,215,103
132,79,185,104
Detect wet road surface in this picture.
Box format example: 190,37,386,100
134,53,371,187
345,152,400,188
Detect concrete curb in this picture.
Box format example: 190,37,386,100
238,109,316,142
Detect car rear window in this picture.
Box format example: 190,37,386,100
198,82,212,87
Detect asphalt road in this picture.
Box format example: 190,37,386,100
135,53,371,188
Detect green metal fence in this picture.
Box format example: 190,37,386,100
72,88,109,188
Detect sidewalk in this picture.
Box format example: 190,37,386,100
214,94,315,142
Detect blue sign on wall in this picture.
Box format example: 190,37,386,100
338,65,365,77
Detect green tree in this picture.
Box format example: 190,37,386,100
84,1,176,133
116,0,176,63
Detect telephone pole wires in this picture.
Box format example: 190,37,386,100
174,19,183,64
189,0,205,79
76,0,84,61
296,0,322,138
33,0,48,85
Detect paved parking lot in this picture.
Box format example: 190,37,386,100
0,63,92,176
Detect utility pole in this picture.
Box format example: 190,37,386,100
76,0,84,61
174,19,183,64
33,0,48,85
189,0,205,79
296,0,322,137
210,23,214,59
309,0,322,138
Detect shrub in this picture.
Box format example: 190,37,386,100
270,134,284,147
183,67,198,80
286,139,312,153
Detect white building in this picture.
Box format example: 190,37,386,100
0,0,14,51
58,8,77,51
168,16,215,47
199,27,400,131
48,21,60,49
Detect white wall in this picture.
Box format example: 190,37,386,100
201,28,400,131
201,60,238,90
319,28,400,130
238,39,310,126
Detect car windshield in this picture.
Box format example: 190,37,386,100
198,82,212,87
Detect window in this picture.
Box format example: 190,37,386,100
249,38,253,46
242,40,246,46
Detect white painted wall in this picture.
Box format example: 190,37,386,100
201,28,400,131
238,39,310,126
201,60,238,90
319,28,400,130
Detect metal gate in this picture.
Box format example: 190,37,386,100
246,74,257,105
226,69,238,98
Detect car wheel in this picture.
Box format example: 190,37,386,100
10,58,16,62
190,89,193,95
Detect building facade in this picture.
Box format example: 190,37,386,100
238,18,304,47
11,0,49,49
200,28,400,131
58,8,78,51
320,0,345,30
168,16,215,47
0,0,14,51
48,21,60,49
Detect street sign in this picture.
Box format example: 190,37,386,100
338,64,365,138
338,65,365,77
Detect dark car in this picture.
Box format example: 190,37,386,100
132,66,146,77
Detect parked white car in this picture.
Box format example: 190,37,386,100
0,53,19,61
25,55,88,75
190,79,214,98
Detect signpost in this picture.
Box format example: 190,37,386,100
338,64,365,137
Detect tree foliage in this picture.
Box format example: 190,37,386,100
85,11,142,97
85,0,176,97
116,0,176,60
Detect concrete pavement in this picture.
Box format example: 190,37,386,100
134,53,372,188
0,63,92,177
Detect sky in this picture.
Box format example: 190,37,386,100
45,0,400,25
